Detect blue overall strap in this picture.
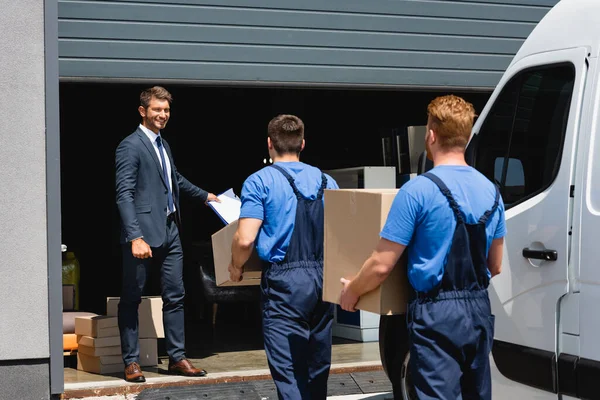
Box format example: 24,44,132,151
270,164,300,198
422,172,464,224
270,164,327,200
478,184,501,224
316,173,327,200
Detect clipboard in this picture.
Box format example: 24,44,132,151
208,188,241,225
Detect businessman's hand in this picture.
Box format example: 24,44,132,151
131,238,152,259
228,262,243,283
340,278,359,312
206,193,220,204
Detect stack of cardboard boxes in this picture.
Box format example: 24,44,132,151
74,296,163,374
75,315,122,374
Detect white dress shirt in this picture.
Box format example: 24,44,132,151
139,124,176,214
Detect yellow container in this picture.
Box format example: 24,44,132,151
62,246,80,310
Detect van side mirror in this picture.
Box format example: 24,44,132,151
417,151,433,175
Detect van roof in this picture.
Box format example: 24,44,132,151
511,0,599,65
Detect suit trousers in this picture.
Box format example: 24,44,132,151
118,218,186,365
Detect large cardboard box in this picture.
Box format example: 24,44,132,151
75,315,119,338
106,296,164,338
323,189,409,315
138,338,158,367
211,219,263,286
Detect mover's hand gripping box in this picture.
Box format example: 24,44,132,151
212,219,263,286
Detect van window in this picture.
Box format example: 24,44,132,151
470,64,575,208
494,157,525,205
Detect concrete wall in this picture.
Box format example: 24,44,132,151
0,0,49,362
0,361,50,400
57,0,559,89
0,0,59,397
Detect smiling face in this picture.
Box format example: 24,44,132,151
139,96,170,134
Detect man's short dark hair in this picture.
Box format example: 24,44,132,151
140,86,173,109
267,114,304,155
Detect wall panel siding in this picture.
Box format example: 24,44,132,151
58,0,559,89
0,0,50,363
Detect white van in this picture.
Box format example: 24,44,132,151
474,0,598,398
385,0,600,398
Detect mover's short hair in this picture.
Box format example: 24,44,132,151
268,114,304,155
427,95,476,150
140,86,173,109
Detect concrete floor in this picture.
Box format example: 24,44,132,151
64,303,383,387
64,339,382,385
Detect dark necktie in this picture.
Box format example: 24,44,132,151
155,136,174,214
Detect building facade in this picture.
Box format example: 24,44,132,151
1,1,558,398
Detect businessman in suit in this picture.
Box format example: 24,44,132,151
115,86,219,382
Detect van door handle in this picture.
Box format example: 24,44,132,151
522,248,558,261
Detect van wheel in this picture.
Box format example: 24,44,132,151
401,351,417,400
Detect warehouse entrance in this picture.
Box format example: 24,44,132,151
58,81,491,390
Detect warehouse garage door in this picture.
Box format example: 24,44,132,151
58,0,556,89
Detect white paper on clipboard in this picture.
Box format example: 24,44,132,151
208,188,241,225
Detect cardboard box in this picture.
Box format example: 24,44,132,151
77,335,121,348
75,315,119,338
323,189,409,315
77,352,122,374
211,219,263,286
77,339,157,367
78,344,121,357
106,296,164,338
139,338,158,367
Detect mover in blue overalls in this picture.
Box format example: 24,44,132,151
229,114,339,399
340,95,506,399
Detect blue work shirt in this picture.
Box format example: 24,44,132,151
239,161,339,263
380,165,506,293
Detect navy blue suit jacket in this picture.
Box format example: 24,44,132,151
115,127,208,247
